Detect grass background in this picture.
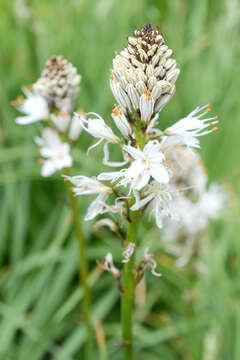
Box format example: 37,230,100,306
0,0,240,359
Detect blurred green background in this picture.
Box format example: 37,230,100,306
0,0,240,359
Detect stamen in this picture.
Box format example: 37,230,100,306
11,96,24,106
144,88,152,100
112,105,122,116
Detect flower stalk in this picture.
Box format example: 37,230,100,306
65,167,94,359
121,210,139,360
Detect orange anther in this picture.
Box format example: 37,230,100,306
213,115,218,120
59,111,68,116
212,126,218,131
153,140,157,144
112,105,122,116
206,107,211,113
144,88,151,100
77,108,85,115
38,158,43,164
110,74,114,81
10,95,24,106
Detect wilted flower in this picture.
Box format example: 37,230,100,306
138,248,161,277
101,253,121,278
122,243,136,263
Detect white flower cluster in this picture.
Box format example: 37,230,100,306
66,25,219,228
63,24,225,272
14,56,83,177
14,25,226,273
161,147,227,267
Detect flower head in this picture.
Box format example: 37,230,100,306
35,128,72,177
33,55,81,112
110,24,179,118
15,89,49,125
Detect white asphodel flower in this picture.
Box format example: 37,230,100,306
164,183,226,243
98,140,169,190
163,104,218,148
63,175,112,220
78,112,120,152
50,112,71,133
35,128,72,177
197,183,227,221
111,105,132,138
15,89,49,125
68,111,84,141
121,140,169,190
131,182,179,228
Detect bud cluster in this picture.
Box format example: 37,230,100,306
33,55,81,112
110,24,179,124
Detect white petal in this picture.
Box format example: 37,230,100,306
97,171,122,181
150,164,169,184
84,194,107,220
123,145,144,160
16,116,38,125
69,114,83,140
41,160,56,177
154,202,163,228
135,170,150,190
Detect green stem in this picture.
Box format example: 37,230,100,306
65,168,93,359
121,210,139,360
